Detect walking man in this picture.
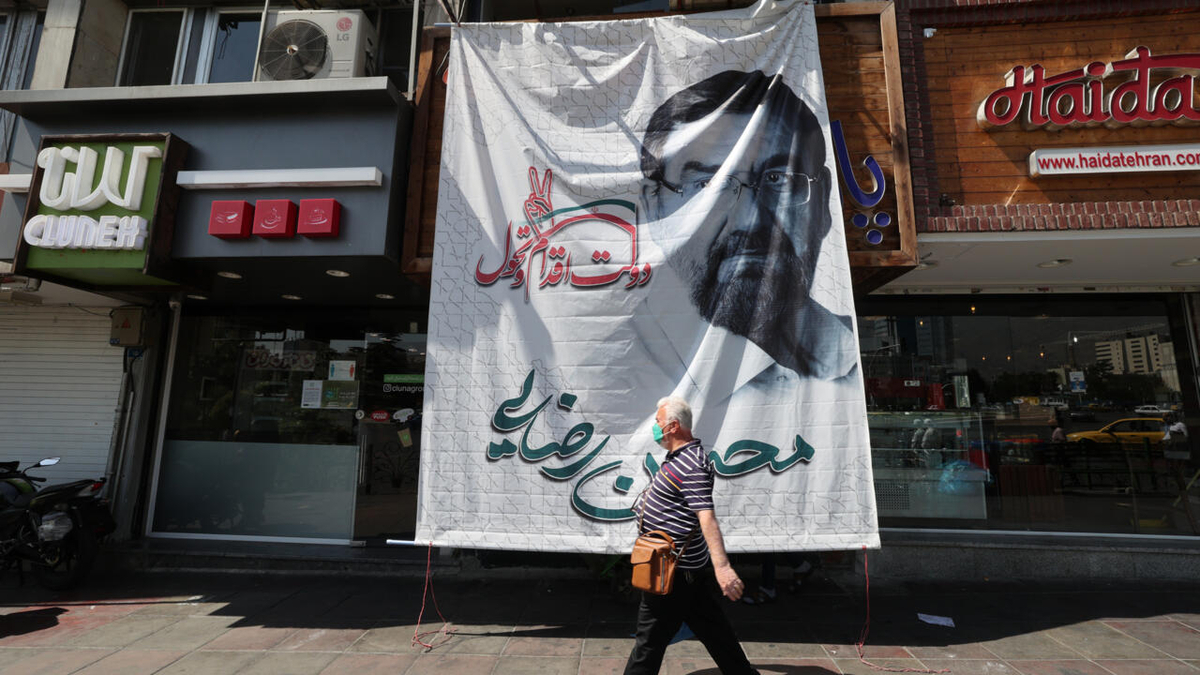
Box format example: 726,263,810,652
624,396,759,675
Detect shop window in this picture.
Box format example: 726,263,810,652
151,312,428,543
857,296,1199,537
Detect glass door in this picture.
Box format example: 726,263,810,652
352,330,426,543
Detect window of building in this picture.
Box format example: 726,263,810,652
1,10,43,162
857,295,1198,537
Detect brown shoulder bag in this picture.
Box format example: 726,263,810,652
630,491,691,595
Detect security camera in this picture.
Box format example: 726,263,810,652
168,299,182,311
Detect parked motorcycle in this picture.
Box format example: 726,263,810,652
1,457,115,590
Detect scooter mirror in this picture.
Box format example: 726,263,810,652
37,457,61,467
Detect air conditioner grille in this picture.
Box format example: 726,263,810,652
259,20,328,81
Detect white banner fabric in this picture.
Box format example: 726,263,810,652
419,1,878,553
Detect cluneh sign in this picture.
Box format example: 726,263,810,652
977,47,1200,131
14,133,189,288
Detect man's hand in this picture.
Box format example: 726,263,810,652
698,510,744,601
715,562,744,602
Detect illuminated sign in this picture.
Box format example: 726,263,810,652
977,47,1200,131
14,133,189,287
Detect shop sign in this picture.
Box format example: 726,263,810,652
1029,142,1200,177
977,47,1200,131
14,133,188,286
242,349,317,371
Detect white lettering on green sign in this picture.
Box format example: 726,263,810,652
23,214,148,250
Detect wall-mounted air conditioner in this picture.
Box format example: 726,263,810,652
256,10,377,81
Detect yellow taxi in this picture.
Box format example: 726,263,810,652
1065,418,1164,446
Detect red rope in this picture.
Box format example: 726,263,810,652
412,542,455,650
855,546,950,674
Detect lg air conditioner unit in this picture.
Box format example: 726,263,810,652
256,10,377,82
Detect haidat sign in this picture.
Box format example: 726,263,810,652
978,47,1200,131
15,133,189,287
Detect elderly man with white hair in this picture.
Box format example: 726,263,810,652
624,396,760,675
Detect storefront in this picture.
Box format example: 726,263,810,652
0,77,430,546
862,0,1200,539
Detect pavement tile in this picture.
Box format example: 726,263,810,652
72,649,187,675
154,650,263,675
0,648,47,669
207,590,296,621
65,615,182,648
317,653,418,675
274,626,369,652
404,654,499,675
353,623,431,653
0,608,107,647
237,652,339,675
980,631,1085,659
579,656,629,675
1092,659,1200,675
918,658,1020,675
1006,659,1117,675
743,658,841,674
834,658,928,675
906,644,1000,660
1104,621,1200,659
200,625,297,651
129,593,235,617
583,621,635,658
492,655,580,675
663,656,717,675
823,644,912,659
0,648,112,675
441,624,512,654
1046,622,1168,659
502,635,582,657
741,639,828,659
126,615,241,651
584,636,635,658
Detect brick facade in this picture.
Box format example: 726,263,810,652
894,0,1200,233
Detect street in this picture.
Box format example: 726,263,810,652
2,569,1199,675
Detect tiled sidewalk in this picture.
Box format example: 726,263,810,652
1,571,1198,675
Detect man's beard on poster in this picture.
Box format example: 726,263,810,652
688,223,810,339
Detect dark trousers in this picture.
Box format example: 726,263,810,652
623,566,759,675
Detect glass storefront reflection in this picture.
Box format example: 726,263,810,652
152,313,426,542
857,297,1198,536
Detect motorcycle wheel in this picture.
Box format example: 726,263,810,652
31,516,98,591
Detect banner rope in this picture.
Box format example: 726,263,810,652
856,546,950,674
412,542,455,650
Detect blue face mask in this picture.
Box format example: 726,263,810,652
652,423,665,444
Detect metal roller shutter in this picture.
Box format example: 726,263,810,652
0,306,122,484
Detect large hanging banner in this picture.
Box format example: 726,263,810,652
419,0,878,553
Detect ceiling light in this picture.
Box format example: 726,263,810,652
186,294,208,301
1171,256,1200,267
326,269,350,278
1037,258,1073,268
217,271,242,280
375,293,396,300
282,294,302,301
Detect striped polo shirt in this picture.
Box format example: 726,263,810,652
636,439,715,570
